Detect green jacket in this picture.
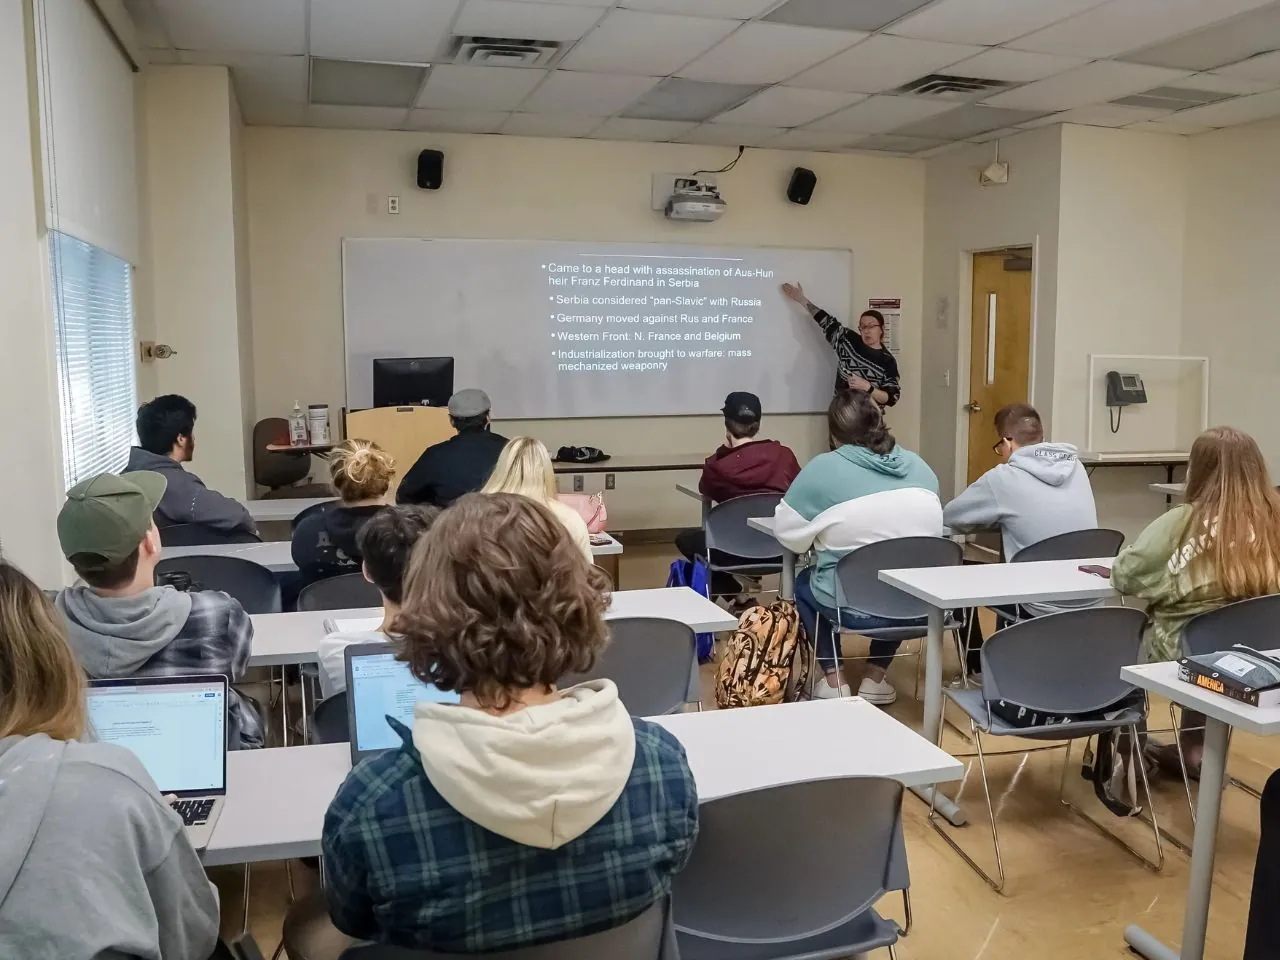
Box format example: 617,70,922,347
1110,504,1230,662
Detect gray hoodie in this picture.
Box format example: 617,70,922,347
125,446,256,535
0,734,220,960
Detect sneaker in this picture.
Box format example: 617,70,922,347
814,679,852,700
858,677,898,706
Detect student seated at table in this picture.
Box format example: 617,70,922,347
1112,426,1280,777
674,391,801,598
0,560,221,960
54,472,264,749
397,388,509,507
317,494,698,956
126,393,257,536
482,436,593,562
1246,767,1280,959
317,504,439,698
292,439,395,588
774,390,942,705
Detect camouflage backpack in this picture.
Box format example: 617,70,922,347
715,599,812,709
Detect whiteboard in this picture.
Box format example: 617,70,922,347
342,238,852,419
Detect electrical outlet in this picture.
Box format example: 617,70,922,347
605,473,615,490
387,196,400,215
943,369,951,387
573,475,584,493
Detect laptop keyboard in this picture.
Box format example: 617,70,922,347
171,798,215,826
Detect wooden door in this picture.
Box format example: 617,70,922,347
966,251,1032,483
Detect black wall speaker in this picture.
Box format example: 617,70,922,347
416,149,444,190
787,167,816,205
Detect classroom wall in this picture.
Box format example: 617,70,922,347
243,127,926,529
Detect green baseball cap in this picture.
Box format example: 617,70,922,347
57,471,167,561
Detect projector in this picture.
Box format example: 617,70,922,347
665,178,726,222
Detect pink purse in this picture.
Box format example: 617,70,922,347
559,492,608,534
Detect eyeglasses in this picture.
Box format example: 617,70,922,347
857,323,881,332
992,438,1009,454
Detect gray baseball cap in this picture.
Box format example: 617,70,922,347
448,388,491,418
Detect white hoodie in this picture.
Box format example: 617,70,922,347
412,679,636,849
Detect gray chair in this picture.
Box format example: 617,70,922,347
298,574,382,612
699,493,785,596
993,528,1125,624
159,524,261,547
310,692,350,744
154,554,282,614
291,500,335,532
930,605,1162,893
672,777,904,960
561,617,697,716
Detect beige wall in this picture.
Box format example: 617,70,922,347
243,127,926,528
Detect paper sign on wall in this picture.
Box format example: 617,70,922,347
868,298,901,353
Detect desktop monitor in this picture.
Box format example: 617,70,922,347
344,642,460,763
372,356,454,408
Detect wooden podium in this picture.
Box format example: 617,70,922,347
344,406,454,492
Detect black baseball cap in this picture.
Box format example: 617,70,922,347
722,392,762,424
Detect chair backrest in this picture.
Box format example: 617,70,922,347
253,417,310,490
834,536,962,620
704,493,785,560
980,606,1147,714
154,555,282,614
291,499,333,532
1010,528,1125,563
339,898,669,959
159,524,260,547
298,573,382,612
560,617,695,717
1183,594,1280,657
311,692,350,744
672,777,901,943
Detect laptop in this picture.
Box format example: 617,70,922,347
85,675,228,849
344,642,460,764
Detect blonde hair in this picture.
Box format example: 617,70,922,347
329,439,396,503
1183,426,1280,599
481,437,557,503
0,562,86,741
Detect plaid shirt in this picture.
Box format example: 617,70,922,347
322,716,698,953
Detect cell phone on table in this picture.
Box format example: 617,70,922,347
588,534,612,546
1078,564,1112,578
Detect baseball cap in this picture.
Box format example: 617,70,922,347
448,388,491,419
57,471,167,561
722,391,762,424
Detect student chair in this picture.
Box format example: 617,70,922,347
990,528,1125,625
310,692,350,744
298,574,382,612
159,524,261,547
154,554,282,614
929,605,1162,893
672,777,905,959
699,493,785,599
561,617,697,716
291,500,333,532
253,418,331,499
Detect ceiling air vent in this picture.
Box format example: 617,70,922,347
451,36,563,67
895,74,1017,101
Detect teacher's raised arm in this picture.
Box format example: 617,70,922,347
781,281,900,407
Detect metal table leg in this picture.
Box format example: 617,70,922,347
779,548,795,601
908,606,967,826
1124,716,1230,960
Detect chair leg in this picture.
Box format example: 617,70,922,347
887,944,898,959
900,888,913,936
927,723,1007,893
1169,702,1198,825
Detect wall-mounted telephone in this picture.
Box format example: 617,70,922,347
1105,371,1147,433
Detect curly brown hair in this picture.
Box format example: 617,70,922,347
329,439,396,502
395,492,612,709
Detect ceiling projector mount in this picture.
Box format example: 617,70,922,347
653,145,745,223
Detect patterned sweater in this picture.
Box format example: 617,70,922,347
810,305,901,405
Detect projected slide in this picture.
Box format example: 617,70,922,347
344,239,852,419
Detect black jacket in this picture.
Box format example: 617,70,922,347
396,429,509,508
291,504,385,587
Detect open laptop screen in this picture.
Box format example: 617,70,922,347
86,677,227,796
346,645,460,757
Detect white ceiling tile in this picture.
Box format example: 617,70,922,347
1055,103,1173,126
589,117,698,140
1016,111,1069,128
561,10,739,76
155,0,307,55
713,86,865,126
849,133,946,154
808,94,955,133
947,48,1088,83
1009,0,1276,60
1187,71,1277,94
502,113,606,137
1169,88,1280,126
404,109,511,133
788,34,984,93
309,0,458,63
678,22,864,85
179,52,309,103
1127,118,1213,134
767,127,861,150
983,61,1192,111
678,123,787,145
454,0,606,43
887,0,1109,46
125,0,173,48
307,105,410,129
521,71,659,113
1216,51,1280,84
915,141,967,157
618,0,780,16
238,100,309,127
417,65,545,111
144,47,179,65
502,0,612,5
967,125,1027,142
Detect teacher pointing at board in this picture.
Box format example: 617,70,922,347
781,282,900,408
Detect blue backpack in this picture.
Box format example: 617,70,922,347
666,558,715,662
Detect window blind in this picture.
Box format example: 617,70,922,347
50,230,137,488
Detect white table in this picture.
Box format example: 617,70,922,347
246,586,739,668
1121,659,1280,960
1150,481,1187,498
202,698,963,866
243,497,332,523
878,558,1117,825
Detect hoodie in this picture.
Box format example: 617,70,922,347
322,680,697,954
125,446,256,535
0,734,220,960
291,503,385,587
774,443,942,609
698,439,802,504
56,584,264,749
